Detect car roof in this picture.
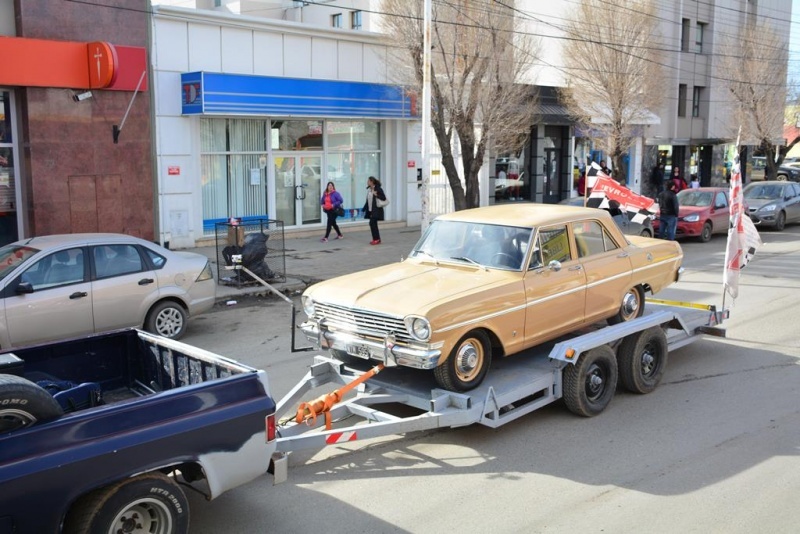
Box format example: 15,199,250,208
435,203,613,227
14,233,153,250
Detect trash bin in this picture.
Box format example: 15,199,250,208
215,218,286,287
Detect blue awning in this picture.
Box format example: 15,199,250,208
181,72,418,119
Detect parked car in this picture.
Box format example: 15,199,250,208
776,164,800,182
653,187,731,242
744,181,800,231
300,204,683,392
750,157,800,181
559,197,654,237
0,233,215,349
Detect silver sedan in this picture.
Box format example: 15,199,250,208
0,234,216,349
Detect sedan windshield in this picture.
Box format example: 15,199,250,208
744,184,783,200
0,245,40,282
677,190,713,207
411,220,533,270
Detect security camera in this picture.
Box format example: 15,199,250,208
73,91,93,102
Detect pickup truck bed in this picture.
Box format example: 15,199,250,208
0,329,276,534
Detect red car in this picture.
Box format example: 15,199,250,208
653,187,731,242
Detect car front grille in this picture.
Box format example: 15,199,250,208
315,303,412,343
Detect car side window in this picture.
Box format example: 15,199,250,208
537,226,571,266
715,191,728,208
144,248,167,269
572,221,614,258
20,248,85,290
93,244,144,279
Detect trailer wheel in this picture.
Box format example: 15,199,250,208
563,346,618,417
617,327,668,394
64,473,189,534
0,374,64,435
608,285,645,325
434,330,491,392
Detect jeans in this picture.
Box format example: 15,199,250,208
369,217,380,241
659,214,677,240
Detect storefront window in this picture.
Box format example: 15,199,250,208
0,90,18,246
326,121,381,213
326,120,380,150
271,120,323,150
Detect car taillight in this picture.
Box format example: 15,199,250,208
195,261,213,282
266,414,276,442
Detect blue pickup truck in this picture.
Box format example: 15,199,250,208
0,329,277,534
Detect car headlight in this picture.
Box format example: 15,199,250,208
759,204,777,212
302,295,316,317
405,316,431,342
195,261,214,281
683,214,700,222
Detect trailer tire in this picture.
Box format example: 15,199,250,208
608,285,645,325
434,330,491,392
617,327,668,394
64,472,189,534
563,346,618,417
0,374,64,435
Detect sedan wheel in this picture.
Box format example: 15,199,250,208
608,286,644,325
146,301,188,339
434,330,492,392
775,211,786,231
699,221,713,243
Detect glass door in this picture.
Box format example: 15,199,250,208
273,155,322,227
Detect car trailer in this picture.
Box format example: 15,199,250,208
270,300,727,483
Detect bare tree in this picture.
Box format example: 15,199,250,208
559,0,666,186
380,0,539,210
718,21,792,180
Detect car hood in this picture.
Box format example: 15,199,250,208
304,260,514,317
678,205,710,217
745,198,779,209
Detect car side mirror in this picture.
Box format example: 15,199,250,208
16,282,34,294
548,260,562,272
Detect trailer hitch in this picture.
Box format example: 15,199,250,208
295,363,385,430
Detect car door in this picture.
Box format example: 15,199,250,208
712,190,730,233
3,247,93,347
785,184,800,222
523,224,586,345
572,219,633,324
90,244,159,332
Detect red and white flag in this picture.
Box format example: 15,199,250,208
723,159,761,299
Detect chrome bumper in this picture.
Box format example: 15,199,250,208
299,320,442,370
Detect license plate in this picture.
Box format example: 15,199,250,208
346,343,371,359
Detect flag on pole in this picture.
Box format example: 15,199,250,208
586,175,659,225
723,158,761,300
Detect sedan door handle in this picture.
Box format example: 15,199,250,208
568,265,583,271
617,252,629,258
138,278,154,286
69,291,88,299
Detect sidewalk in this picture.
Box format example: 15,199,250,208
188,223,424,302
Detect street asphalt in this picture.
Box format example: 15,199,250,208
189,222,425,302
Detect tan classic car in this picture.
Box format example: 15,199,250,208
301,204,683,391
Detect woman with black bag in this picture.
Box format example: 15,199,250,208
363,176,387,245
320,181,344,242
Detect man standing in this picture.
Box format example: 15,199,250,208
657,181,679,240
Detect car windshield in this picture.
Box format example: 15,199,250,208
0,244,40,282
677,190,713,207
744,184,783,200
411,220,533,271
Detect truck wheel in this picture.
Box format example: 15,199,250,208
146,301,188,339
0,374,63,434
607,286,644,325
699,221,713,243
563,346,618,417
64,473,189,534
434,330,491,392
617,327,668,394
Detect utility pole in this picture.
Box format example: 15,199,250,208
421,0,432,230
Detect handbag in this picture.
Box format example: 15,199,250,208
335,206,345,217
376,196,390,208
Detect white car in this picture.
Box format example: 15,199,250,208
0,234,216,349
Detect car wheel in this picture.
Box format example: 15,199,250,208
434,330,492,392
0,375,64,435
617,327,668,394
607,285,645,325
776,174,787,181
699,221,713,243
775,211,786,231
563,345,618,417
640,229,653,238
64,473,189,534
146,301,188,340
